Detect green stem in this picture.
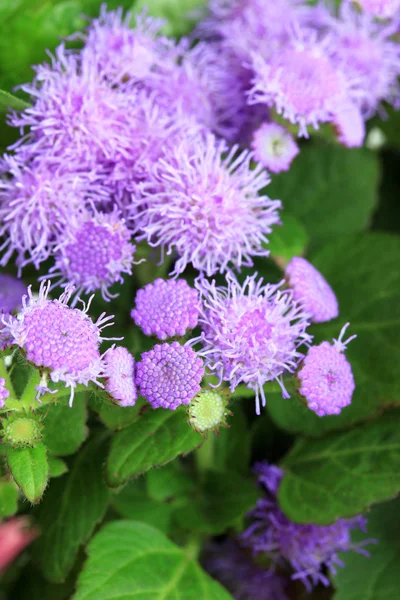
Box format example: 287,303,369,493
0,357,16,399
196,434,215,477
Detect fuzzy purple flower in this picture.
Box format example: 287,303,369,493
132,279,200,340
135,342,204,409
242,462,373,591
46,208,135,302
332,100,365,148
251,122,299,173
203,539,289,600
104,346,137,407
0,378,10,409
285,257,339,323
330,3,400,116
135,134,281,276
2,281,115,404
249,37,350,137
298,323,356,417
192,273,312,414
82,8,177,85
355,0,400,19
0,274,26,314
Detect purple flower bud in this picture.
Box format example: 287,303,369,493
285,257,339,324
242,462,374,591
46,209,135,302
192,273,312,414
0,274,26,314
131,279,200,340
104,346,137,407
297,323,356,417
135,342,204,410
136,134,281,276
3,282,115,405
0,378,10,408
251,122,299,174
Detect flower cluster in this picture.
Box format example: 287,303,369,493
241,462,374,590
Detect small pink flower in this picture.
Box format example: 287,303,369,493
0,518,38,572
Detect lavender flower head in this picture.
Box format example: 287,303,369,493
131,279,200,340
82,7,176,85
355,0,400,19
332,100,365,148
242,462,373,591
330,2,400,116
0,274,26,314
251,122,299,173
249,35,351,137
285,257,339,323
104,346,137,407
135,342,204,410
203,538,289,600
136,134,281,276
3,281,115,404
193,273,312,414
46,208,135,302
0,378,10,409
298,323,356,416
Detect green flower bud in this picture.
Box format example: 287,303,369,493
188,389,231,434
2,415,43,448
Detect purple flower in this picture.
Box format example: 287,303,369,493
0,378,10,409
0,319,13,352
285,257,339,323
192,273,312,414
330,2,400,116
251,122,299,173
249,37,351,137
135,342,204,409
355,0,400,19
297,323,356,417
131,278,200,340
0,274,26,313
3,281,115,404
332,100,365,148
104,346,137,407
0,154,102,269
242,462,374,591
82,8,177,85
135,134,281,276
203,539,289,600
46,208,135,302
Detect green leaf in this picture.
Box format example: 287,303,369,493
267,233,400,437
267,143,380,245
132,0,208,36
146,461,195,503
40,393,88,456
0,480,18,518
34,436,110,582
48,455,68,478
176,470,258,535
0,88,30,112
278,412,400,525
332,498,400,600
6,444,48,504
267,213,309,266
89,391,142,430
73,521,232,600
211,404,251,475
106,407,203,487
112,480,173,534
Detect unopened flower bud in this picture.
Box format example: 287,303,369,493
188,389,231,434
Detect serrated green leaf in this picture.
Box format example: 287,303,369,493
332,498,400,600
6,444,48,504
112,479,173,534
267,213,308,266
267,143,380,246
0,479,18,518
89,391,142,430
278,412,400,525
40,393,88,456
48,455,68,478
73,521,232,600
34,436,110,582
0,88,30,112
176,470,258,535
106,407,203,487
